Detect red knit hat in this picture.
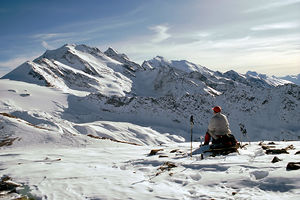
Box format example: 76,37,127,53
212,106,221,113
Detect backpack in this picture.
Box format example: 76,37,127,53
212,134,237,147
223,134,238,147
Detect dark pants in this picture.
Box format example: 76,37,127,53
205,133,237,147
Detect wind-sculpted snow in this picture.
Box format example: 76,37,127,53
1,141,300,199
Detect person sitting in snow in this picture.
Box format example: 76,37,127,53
204,106,237,148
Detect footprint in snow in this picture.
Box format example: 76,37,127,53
190,173,202,181
250,170,269,180
120,165,127,170
20,93,30,97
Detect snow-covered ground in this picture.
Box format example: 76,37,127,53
2,80,299,200
0,79,181,147
1,141,300,199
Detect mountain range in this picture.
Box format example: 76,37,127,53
280,74,300,85
1,44,300,143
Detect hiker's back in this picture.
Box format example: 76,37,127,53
208,113,231,138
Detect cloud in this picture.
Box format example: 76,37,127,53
251,22,299,31
149,25,171,43
41,41,54,49
244,0,300,13
30,17,145,47
32,32,78,43
197,32,211,37
33,33,62,40
109,25,300,76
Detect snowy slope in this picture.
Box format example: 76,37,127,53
142,56,213,75
62,83,299,142
2,44,133,96
280,73,300,86
245,71,292,87
1,141,300,199
104,47,142,72
143,57,292,88
0,79,181,146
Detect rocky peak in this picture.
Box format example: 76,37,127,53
104,47,141,71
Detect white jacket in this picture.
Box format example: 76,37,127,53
208,113,231,139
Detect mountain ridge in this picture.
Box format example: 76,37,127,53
1,43,299,143
280,73,300,86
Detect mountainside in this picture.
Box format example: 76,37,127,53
280,73,300,86
2,44,135,96
1,44,299,143
104,47,144,71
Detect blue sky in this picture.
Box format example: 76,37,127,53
0,0,299,76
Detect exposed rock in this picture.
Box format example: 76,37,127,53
149,149,164,156
268,142,276,145
155,161,177,177
285,144,295,150
271,156,282,163
0,175,36,199
159,155,168,158
87,134,141,146
170,149,182,153
265,144,295,154
266,149,289,154
0,175,21,197
0,137,20,147
286,162,300,170
261,145,275,150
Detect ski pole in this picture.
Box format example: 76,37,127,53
190,115,194,157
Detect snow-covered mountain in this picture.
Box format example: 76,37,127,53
244,71,292,87
104,47,144,71
2,44,136,96
1,43,299,143
280,73,300,86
